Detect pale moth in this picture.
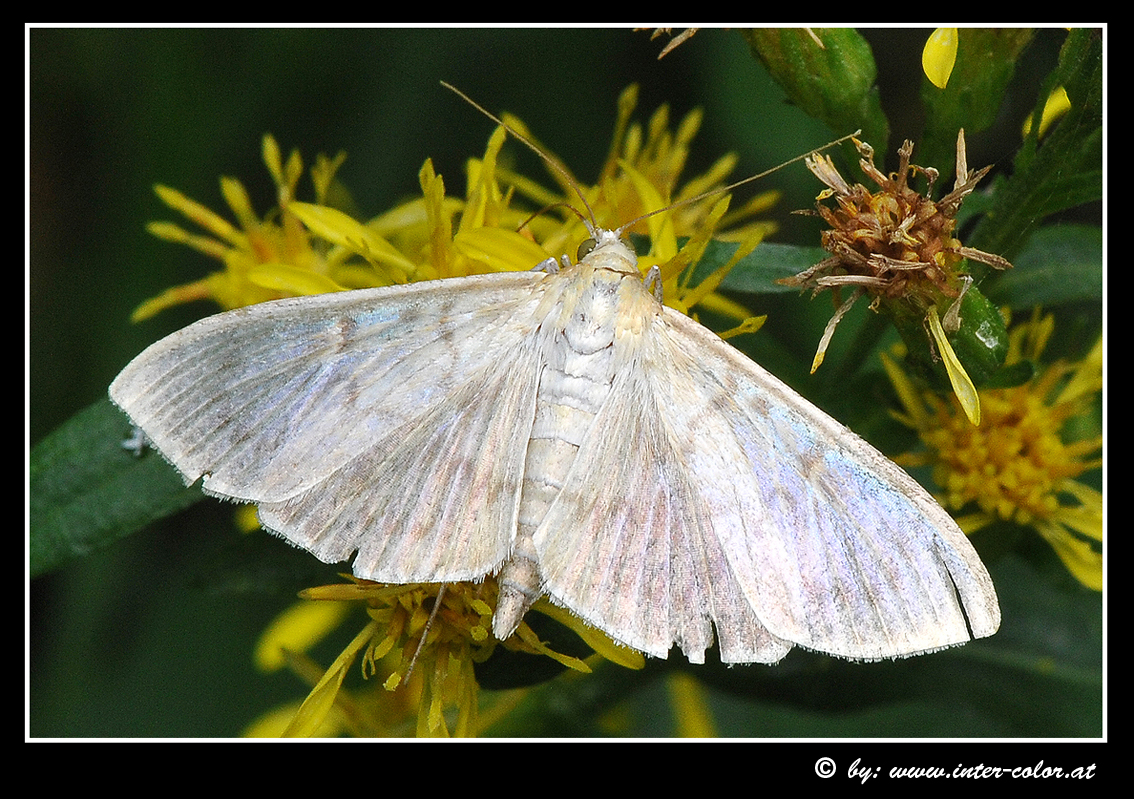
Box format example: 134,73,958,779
109,87,1000,666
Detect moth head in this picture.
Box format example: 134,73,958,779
576,237,597,261
576,226,637,266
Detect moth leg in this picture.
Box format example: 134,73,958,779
531,256,562,274
404,584,446,680
121,425,150,457
644,265,664,302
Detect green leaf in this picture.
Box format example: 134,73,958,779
30,399,201,577
984,223,1102,308
693,240,829,294
970,29,1102,262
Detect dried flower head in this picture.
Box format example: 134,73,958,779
782,130,1012,424
639,27,700,58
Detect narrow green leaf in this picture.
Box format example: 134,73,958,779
29,399,202,577
970,29,1102,261
984,224,1102,308
694,240,830,294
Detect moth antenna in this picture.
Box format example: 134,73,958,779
615,130,862,236
441,81,599,233
517,202,589,237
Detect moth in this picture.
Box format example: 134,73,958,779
109,90,999,666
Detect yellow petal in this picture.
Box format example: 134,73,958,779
246,263,346,296
1036,522,1103,591
282,621,377,737
1022,86,1072,138
667,673,717,737
927,306,981,425
288,201,417,281
618,158,678,258
453,226,552,273
532,601,645,670
923,28,958,89
255,599,353,672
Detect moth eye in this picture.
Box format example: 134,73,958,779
577,238,597,261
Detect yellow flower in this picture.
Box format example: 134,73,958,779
136,137,359,321
138,88,764,736
883,312,1102,590
137,88,773,327
250,578,642,738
